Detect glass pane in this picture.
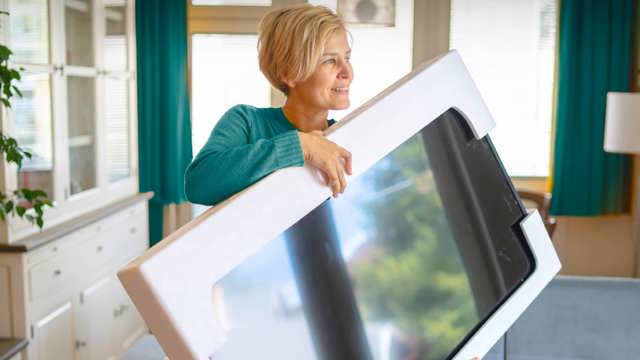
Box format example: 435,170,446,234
191,0,271,5
67,76,96,195
105,78,130,182
14,73,54,198
450,0,557,176
9,0,50,64
211,111,531,359
104,1,128,71
65,0,94,67
191,34,270,155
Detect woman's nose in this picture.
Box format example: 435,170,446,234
338,60,352,79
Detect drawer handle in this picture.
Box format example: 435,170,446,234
96,245,103,252
53,269,61,276
75,340,87,349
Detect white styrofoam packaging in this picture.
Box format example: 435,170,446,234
118,51,561,360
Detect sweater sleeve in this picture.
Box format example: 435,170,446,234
184,105,304,206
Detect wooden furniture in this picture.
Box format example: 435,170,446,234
0,0,139,243
0,338,28,360
0,1,148,359
517,190,557,238
0,193,151,360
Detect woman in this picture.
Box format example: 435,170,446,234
185,4,353,206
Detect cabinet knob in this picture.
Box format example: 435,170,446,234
53,269,61,276
96,245,103,252
130,227,137,234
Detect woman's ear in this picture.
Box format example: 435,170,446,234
280,75,296,90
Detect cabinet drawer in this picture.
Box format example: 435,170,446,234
29,251,78,301
28,202,148,302
28,224,100,266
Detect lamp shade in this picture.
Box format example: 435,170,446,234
604,92,640,154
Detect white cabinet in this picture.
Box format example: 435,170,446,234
76,277,116,360
0,1,146,358
0,197,150,360
1,0,139,244
110,278,145,354
33,301,75,360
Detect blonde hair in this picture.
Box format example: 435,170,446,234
258,4,347,95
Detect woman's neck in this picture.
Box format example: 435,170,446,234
282,98,328,132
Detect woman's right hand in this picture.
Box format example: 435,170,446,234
298,130,352,198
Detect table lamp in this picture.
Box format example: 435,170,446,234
604,92,640,276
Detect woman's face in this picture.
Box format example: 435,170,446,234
289,31,353,112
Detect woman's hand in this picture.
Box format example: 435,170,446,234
299,130,352,197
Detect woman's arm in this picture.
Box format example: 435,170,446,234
184,106,304,206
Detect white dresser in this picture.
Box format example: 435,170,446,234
0,193,151,360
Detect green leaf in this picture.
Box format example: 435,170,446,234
4,200,13,213
32,189,46,198
12,85,22,98
16,206,25,217
36,217,43,229
0,46,11,60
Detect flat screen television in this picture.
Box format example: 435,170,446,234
118,51,561,360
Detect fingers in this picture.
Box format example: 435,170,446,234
337,163,347,195
326,169,341,198
340,148,352,175
302,131,352,198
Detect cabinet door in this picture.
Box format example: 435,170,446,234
76,277,117,360
111,279,146,355
33,301,75,360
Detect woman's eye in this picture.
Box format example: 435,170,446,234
323,58,336,64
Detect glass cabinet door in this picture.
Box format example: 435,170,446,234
14,73,55,198
67,75,97,195
103,0,128,71
9,0,50,64
104,77,130,183
65,0,95,67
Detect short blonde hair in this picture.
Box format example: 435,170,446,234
258,4,347,95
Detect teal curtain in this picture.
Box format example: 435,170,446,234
550,0,635,216
136,0,193,246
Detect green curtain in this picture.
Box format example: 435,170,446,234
550,0,635,216
136,0,193,246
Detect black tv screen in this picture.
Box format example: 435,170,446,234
210,109,534,360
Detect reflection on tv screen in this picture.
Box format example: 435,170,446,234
212,109,531,360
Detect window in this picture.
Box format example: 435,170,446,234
319,0,414,122
190,35,271,155
450,0,557,177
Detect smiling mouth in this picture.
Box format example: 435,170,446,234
331,87,349,94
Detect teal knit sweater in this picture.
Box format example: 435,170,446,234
185,104,332,206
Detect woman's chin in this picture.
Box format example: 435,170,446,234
331,100,350,110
